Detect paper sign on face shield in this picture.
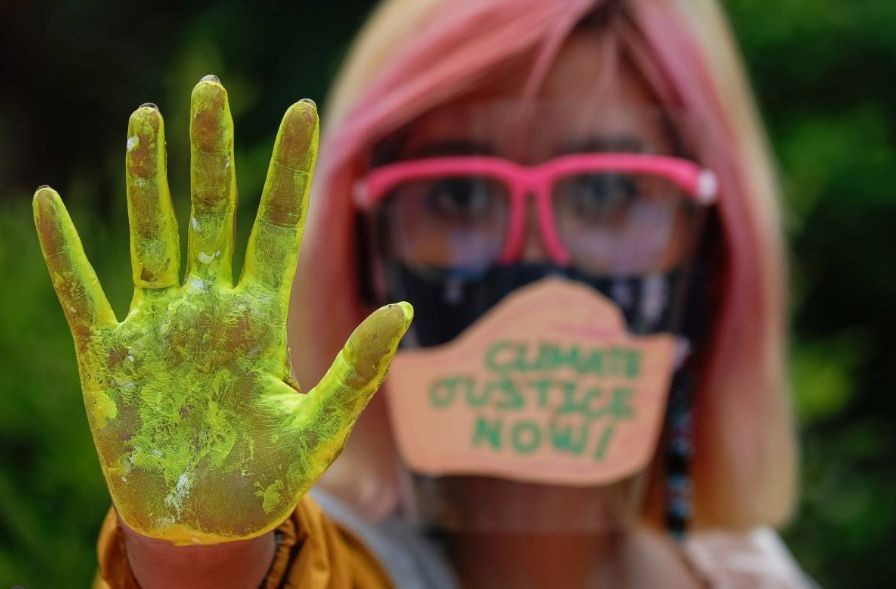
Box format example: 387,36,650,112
385,278,676,486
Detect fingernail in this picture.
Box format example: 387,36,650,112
395,301,414,323
33,185,55,209
200,74,221,83
139,102,159,111
300,98,316,109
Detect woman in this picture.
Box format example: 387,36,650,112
301,0,805,585
33,0,810,587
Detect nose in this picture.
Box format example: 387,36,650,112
518,197,552,263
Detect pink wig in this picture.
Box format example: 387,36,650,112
292,0,796,530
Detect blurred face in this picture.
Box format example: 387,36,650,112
372,33,698,278
361,30,710,532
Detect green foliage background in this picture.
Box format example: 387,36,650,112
0,1,893,586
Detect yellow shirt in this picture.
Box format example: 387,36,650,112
93,495,391,589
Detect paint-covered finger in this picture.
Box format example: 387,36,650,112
240,100,318,295
33,187,117,339
307,302,413,421
126,104,180,290
187,75,237,283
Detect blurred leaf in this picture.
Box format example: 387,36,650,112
790,333,865,424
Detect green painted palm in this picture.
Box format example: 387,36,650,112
33,78,412,544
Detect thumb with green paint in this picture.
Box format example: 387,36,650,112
33,77,413,545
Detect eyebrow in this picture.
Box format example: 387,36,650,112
404,139,494,159
556,136,649,155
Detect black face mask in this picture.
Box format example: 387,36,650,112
383,261,691,349
380,259,709,538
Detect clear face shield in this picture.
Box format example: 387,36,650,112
355,101,715,533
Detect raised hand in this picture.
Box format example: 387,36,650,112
33,77,412,545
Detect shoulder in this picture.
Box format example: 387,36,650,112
312,489,460,589
684,528,816,589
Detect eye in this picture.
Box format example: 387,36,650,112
424,177,499,222
561,173,638,220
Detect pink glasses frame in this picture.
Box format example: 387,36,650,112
354,153,718,266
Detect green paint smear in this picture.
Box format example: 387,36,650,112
33,83,414,544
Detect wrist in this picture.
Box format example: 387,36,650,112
120,515,276,589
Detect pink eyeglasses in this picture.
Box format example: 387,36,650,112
355,153,717,274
